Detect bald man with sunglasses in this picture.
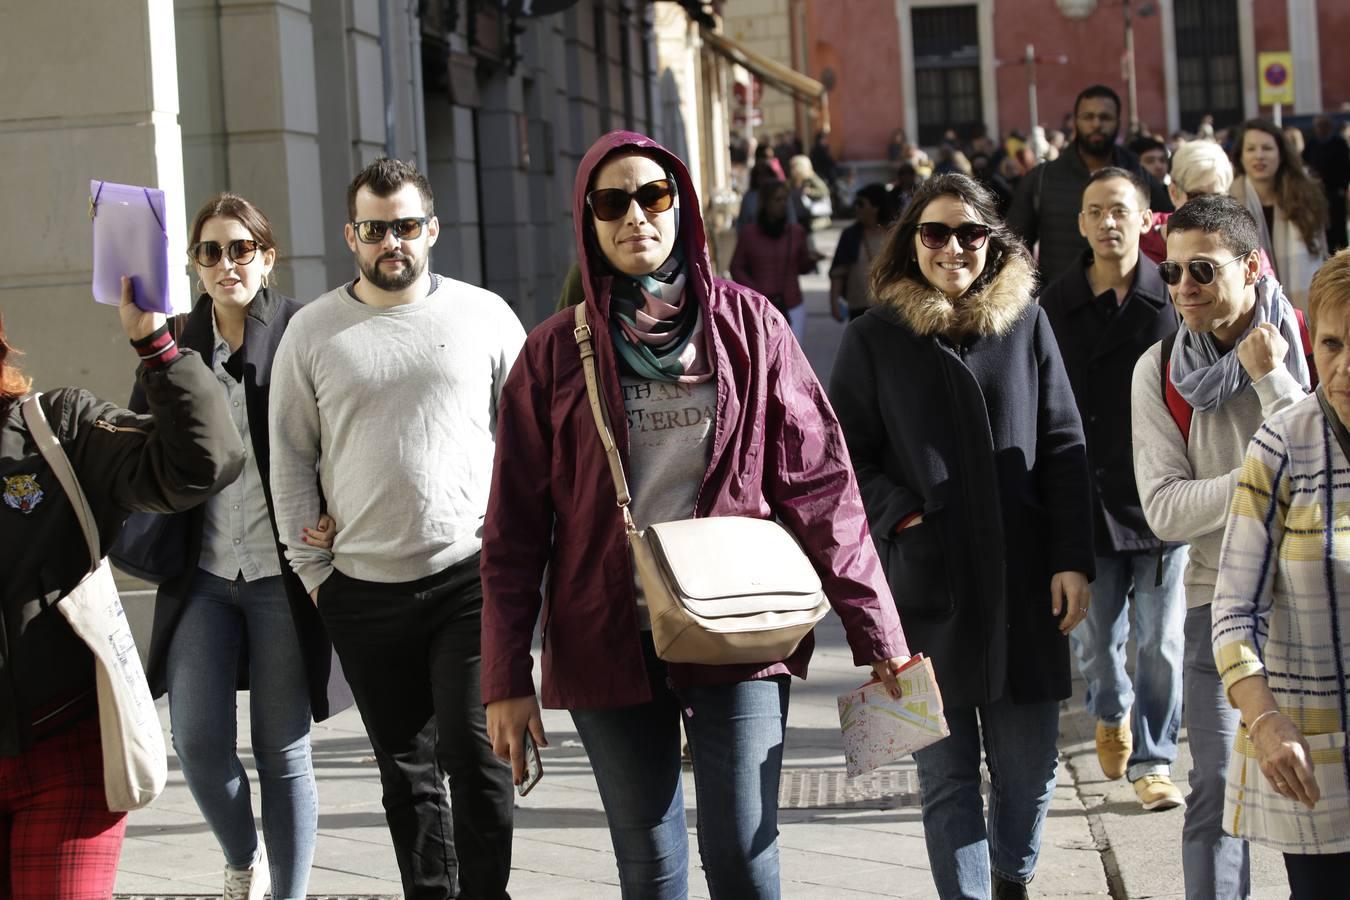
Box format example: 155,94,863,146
1130,193,1310,900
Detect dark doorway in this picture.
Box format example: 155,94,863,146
1174,0,1243,131
911,5,983,146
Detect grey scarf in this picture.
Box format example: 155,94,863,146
1169,276,1310,412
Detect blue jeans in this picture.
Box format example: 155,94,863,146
913,695,1060,899
165,571,317,900
1182,604,1250,900
1070,547,1187,781
570,638,790,900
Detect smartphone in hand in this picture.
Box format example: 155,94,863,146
517,730,542,797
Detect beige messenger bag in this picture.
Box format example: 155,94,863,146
573,303,829,664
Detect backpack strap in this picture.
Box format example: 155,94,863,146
1159,331,1192,446
1293,307,1319,389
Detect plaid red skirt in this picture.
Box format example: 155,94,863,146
0,716,127,899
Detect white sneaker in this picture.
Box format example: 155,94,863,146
223,842,269,900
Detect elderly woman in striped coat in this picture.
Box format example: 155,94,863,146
1212,249,1350,898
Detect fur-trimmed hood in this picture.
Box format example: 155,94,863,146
877,253,1038,339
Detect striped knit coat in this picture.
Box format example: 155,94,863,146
1212,391,1350,853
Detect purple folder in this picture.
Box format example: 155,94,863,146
90,180,171,314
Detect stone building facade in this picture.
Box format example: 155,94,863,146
2,0,724,396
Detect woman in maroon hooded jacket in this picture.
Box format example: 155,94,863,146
480,131,910,897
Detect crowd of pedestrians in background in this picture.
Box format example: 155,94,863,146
4,72,1350,900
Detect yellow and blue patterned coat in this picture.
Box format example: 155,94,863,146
1213,390,1350,853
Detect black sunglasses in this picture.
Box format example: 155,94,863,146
918,222,991,251
586,179,676,222
190,239,261,268
1157,254,1246,286
351,217,429,244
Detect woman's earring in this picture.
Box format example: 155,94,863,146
196,278,207,295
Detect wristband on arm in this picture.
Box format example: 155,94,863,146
131,324,180,368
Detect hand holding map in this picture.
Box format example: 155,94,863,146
837,654,949,778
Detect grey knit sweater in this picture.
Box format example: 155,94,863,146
269,277,525,593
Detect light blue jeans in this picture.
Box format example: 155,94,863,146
913,695,1061,899
570,637,790,900
165,571,317,900
1182,604,1251,900
1070,547,1187,781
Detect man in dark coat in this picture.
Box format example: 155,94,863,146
1039,167,1185,812
1007,84,1173,283
1303,114,1349,253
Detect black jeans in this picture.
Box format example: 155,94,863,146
318,554,513,900
1284,851,1350,899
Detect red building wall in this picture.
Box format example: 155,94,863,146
991,0,1167,138
804,0,902,161
1318,1,1350,111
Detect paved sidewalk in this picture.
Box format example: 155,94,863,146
113,226,1293,897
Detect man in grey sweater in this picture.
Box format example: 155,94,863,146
1131,194,1309,900
270,158,525,900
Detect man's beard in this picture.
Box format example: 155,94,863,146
361,250,425,291
1079,130,1117,156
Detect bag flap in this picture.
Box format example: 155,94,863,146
646,517,823,603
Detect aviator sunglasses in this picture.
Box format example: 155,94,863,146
1157,254,1247,286
586,179,676,222
190,239,262,268
350,217,430,244
917,221,991,251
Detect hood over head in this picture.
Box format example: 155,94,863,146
573,131,713,317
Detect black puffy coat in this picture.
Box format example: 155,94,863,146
1,351,244,754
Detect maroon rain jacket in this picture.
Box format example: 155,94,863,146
480,131,907,709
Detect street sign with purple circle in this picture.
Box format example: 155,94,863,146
1258,51,1295,105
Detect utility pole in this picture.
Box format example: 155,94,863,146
998,46,1068,135
1124,0,1139,136
1026,44,1038,137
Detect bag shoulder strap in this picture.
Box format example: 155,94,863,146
1293,307,1319,389
21,394,101,575
573,304,636,530
1158,331,1192,446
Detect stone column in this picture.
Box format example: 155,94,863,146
216,0,327,301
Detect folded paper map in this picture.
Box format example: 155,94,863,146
837,654,949,778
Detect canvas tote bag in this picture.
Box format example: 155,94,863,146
22,395,167,812
573,304,829,664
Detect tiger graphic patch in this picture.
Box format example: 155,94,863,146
3,474,44,514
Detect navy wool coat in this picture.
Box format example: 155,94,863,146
829,254,1096,708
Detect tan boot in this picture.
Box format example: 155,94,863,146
1134,774,1185,811
1095,719,1131,780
